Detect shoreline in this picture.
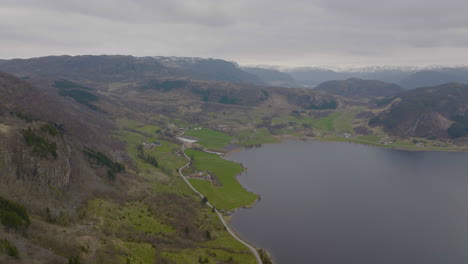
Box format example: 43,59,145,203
223,134,468,156
177,143,264,264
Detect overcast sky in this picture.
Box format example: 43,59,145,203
1,0,468,67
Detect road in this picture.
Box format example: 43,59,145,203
177,142,263,264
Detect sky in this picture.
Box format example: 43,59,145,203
1,0,468,68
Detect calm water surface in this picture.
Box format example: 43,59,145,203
226,141,468,264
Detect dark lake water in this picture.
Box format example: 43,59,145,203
226,140,468,264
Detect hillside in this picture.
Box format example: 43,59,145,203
370,83,468,139
242,67,297,87
136,78,343,109
314,78,403,99
0,72,266,264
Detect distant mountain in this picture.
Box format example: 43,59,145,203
0,55,170,82
5,56,468,90
398,69,468,89
285,67,415,88
0,55,264,85
155,56,264,85
241,67,296,87
314,78,403,99
284,66,468,89
285,68,342,88
370,83,468,139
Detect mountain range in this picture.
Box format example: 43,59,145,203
282,66,468,89
2,56,468,91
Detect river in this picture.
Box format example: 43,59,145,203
226,140,468,264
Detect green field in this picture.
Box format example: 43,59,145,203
185,128,233,150
116,118,161,136
271,109,361,134
235,127,279,146
185,149,257,211
308,110,359,133
356,135,382,143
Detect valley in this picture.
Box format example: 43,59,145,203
0,55,467,264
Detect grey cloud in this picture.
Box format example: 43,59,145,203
0,0,468,67
0,0,233,26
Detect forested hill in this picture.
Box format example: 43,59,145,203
370,83,468,139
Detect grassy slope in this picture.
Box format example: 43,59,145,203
83,119,257,264
308,110,360,133
185,128,233,150
185,149,257,211
271,110,359,134
235,127,279,146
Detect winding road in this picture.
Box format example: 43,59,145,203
177,142,263,264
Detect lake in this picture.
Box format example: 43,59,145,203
226,140,468,264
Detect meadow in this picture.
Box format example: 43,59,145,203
184,128,233,150
185,149,258,211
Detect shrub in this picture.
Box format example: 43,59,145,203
58,89,98,109
68,256,80,264
192,88,211,101
309,100,337,110
40,123,60,137
448,123,468,138
374,96,396,107
53,79,92,90
0,238,19,258
219,96,238,105
136,146,159,168
368,116,381,127
22,128,57,159
140,80,188,91
10,112,32,122
84,149,125,181
0,196,30,230
258,249,273,264
452,115,468,126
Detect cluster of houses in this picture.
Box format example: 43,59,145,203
216,124,233,132
187,171,213,181
341,133,352,139
142,141,161,149
159,127,185,137
379,137,394,145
